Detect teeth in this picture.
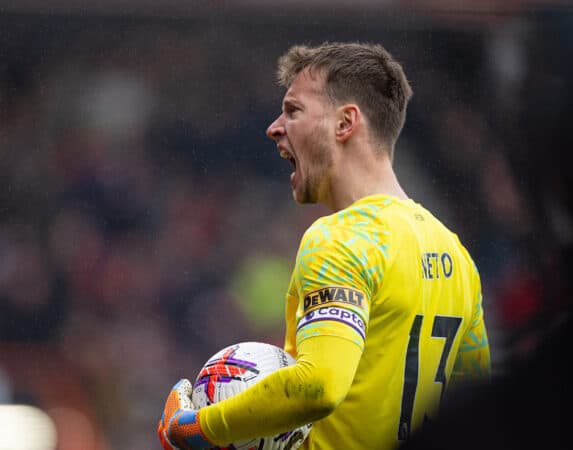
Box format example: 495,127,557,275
280,150,291,159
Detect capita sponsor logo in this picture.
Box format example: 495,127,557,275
303,286,366,312
297,306,366,341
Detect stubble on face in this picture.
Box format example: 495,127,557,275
296,120,334,205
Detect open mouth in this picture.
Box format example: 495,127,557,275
279,148,296,170
279,148,297,188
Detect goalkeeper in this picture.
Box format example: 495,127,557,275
158,42,491,450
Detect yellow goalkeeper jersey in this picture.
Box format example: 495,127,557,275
284,194,490,450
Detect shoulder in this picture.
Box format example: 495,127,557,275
301,200,392,248
296,206,390,278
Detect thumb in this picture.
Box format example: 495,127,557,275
173,379,194,409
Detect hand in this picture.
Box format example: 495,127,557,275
157,379,213,450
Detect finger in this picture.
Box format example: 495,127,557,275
157,418,170,449
164,389,184,423
160,429,176,450
173,379,194,409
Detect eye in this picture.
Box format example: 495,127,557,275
284,104,299,118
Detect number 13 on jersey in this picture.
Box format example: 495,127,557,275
398,314,462,440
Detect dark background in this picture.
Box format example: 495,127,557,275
1,1,571,448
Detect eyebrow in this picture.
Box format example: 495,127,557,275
282,98,302,111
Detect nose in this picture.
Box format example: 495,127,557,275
266,114,285,142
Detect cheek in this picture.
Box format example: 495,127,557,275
287,117,331,165
285,122,308,154
307,124,331,159
285,120,303,141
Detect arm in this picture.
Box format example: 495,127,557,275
200,334,362,446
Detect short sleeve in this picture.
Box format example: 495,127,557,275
291,221,380,350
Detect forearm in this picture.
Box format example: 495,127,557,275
199,335,361,446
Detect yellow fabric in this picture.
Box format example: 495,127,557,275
201,194,490,449
199,335,361,446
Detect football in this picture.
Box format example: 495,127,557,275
191,341,312,450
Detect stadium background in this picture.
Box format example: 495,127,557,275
0,1,571,448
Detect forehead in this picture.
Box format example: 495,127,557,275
283,68,327,104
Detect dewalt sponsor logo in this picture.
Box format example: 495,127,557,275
303,286,366,312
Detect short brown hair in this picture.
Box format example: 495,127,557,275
277,42,413,152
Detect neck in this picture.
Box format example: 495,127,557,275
323,145,408,212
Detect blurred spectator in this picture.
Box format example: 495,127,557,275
0,221,68,342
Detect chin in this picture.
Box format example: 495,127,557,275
293,190,318,205
292,189,305,204
292,190,305,204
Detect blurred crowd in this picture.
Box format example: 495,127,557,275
1,8,572,449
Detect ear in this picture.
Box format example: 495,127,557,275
335,104,360,143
